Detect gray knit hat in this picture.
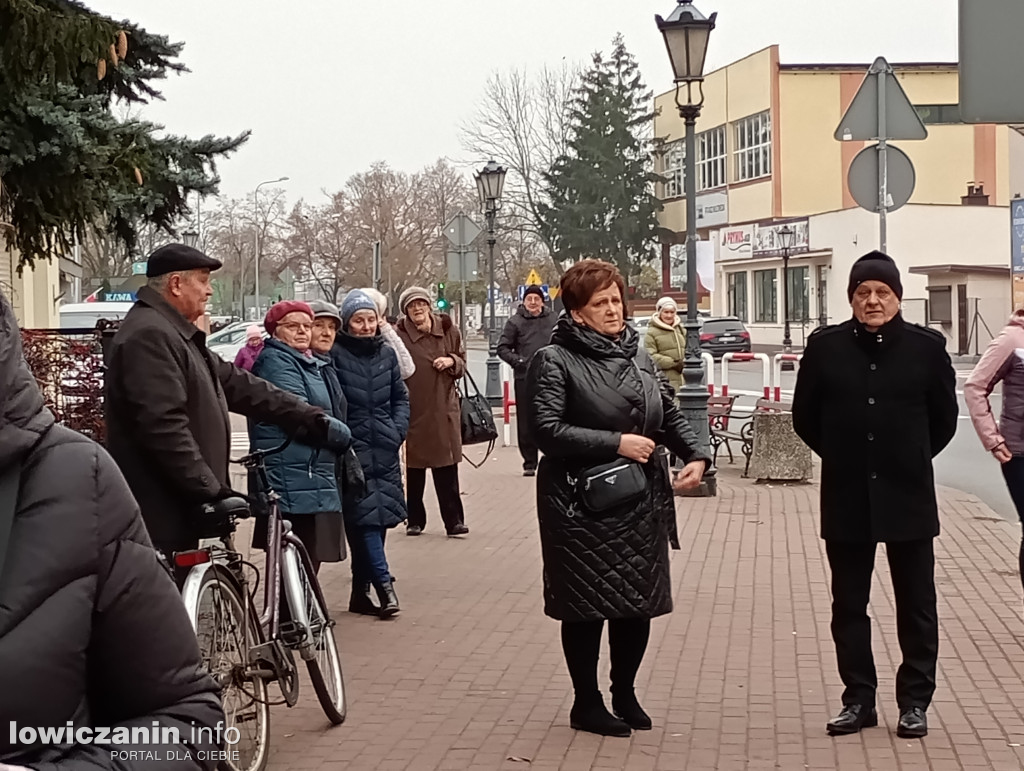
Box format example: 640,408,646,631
308,300,341,325
399,286,432,314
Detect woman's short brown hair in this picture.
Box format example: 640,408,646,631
559,259,625,312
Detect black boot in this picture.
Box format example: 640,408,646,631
374,581,400,619
611,689,652,730
348,583,379,616
569,693,631,737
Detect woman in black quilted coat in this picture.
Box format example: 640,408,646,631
526,260,711,738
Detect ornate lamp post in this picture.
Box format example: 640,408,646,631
656,0,717,495
182,229,199,249
475,159,507,405
777,224,796,370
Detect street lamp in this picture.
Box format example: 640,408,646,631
254,176,289,318
182,229,199,249
656,0,717,496
777,223,796,371
475,159,507,405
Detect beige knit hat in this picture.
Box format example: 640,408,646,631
656,296,678,313
399,286,432,314
359,287,388,316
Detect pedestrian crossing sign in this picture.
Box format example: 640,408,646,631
526,269,543,286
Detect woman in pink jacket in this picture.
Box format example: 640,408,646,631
964,309,1024,592
233,324,264,371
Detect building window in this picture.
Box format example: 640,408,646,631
753,269,777,323
915,104,962,125
661,140,685,199
786,266,810,323
697,126,726,191
727,271,748,322
928,286,953,323
734,111,772,182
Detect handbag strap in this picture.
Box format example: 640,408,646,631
0,464,21,588
461,367,484,399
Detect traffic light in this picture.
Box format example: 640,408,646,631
436,282,449,311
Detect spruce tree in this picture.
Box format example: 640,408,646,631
541,35,662,286
0,0,248,267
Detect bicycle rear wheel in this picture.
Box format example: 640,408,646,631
185,566,271,771
286,544,346,724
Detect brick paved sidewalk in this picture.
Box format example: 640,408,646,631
251,446,1024,771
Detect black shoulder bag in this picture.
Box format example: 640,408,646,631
0,464,20,589
459,368,499,469
572,360,658,515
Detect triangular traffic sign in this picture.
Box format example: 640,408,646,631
835,57,927,142
526,269,543,285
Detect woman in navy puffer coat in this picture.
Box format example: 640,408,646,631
332,290,410,618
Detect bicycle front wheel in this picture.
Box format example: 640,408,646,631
287,545,346,724
185,565,271,771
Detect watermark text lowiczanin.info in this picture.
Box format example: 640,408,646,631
9,721,242,763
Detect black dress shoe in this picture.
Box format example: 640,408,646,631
523,468,536,477
612,692,652,730
569,699,631,737
826,704,878,735
406,525,423,536
447,523,469,537
896,707,927,738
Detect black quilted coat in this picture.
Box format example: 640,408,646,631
526,316,711,622
0,291,224,769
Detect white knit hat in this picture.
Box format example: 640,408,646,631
359,287,388,316
399,286,432,314
656,296,678,312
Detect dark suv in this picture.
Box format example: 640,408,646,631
698,317,751,357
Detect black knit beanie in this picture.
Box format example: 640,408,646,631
847,251,903,301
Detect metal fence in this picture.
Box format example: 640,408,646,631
19,323,117,445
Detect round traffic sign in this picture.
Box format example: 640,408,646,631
847,143,916,213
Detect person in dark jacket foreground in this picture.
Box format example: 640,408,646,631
792,251,958,740
249,301,351,575
526,259,711,737
104,244,350,563
497,285,556,475
332,291,410,618
0,290,225,770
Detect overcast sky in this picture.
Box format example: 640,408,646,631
86,0,959,206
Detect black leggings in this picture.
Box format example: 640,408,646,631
561,618,651,702
1001,456,1024,594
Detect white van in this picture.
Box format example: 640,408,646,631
58,302,135,330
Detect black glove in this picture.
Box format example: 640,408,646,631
317,414,352,452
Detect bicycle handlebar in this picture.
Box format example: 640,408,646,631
231,437,292,467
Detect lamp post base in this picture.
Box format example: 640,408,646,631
676,383,717,498
485,331,502,407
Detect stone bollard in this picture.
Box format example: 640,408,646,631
748,411,812,482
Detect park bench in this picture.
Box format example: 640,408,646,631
708,394,755,476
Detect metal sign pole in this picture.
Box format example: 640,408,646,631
460,251,467,341
877,66,888,253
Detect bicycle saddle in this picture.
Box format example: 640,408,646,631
204,496,251,519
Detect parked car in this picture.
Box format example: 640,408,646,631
698,316,751,357
207,321,265,362
58,301,135,330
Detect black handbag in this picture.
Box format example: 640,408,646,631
459,369,499,468
572,358,658,515
574,458,648,514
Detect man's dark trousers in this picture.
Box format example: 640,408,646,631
514,376,538,470
826,538,938,710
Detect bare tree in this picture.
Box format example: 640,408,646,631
460,63,579,277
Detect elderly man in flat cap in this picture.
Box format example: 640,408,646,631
105,243,351,569
792,251,958,740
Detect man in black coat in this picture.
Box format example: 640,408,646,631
105,244,348,560
496,285,556,475
0,289,224,770
792,251,958,739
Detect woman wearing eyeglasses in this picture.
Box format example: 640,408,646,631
247,300,351,575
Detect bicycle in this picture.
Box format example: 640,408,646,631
173,438,346,771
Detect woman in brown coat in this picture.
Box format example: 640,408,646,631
395,286,470,537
